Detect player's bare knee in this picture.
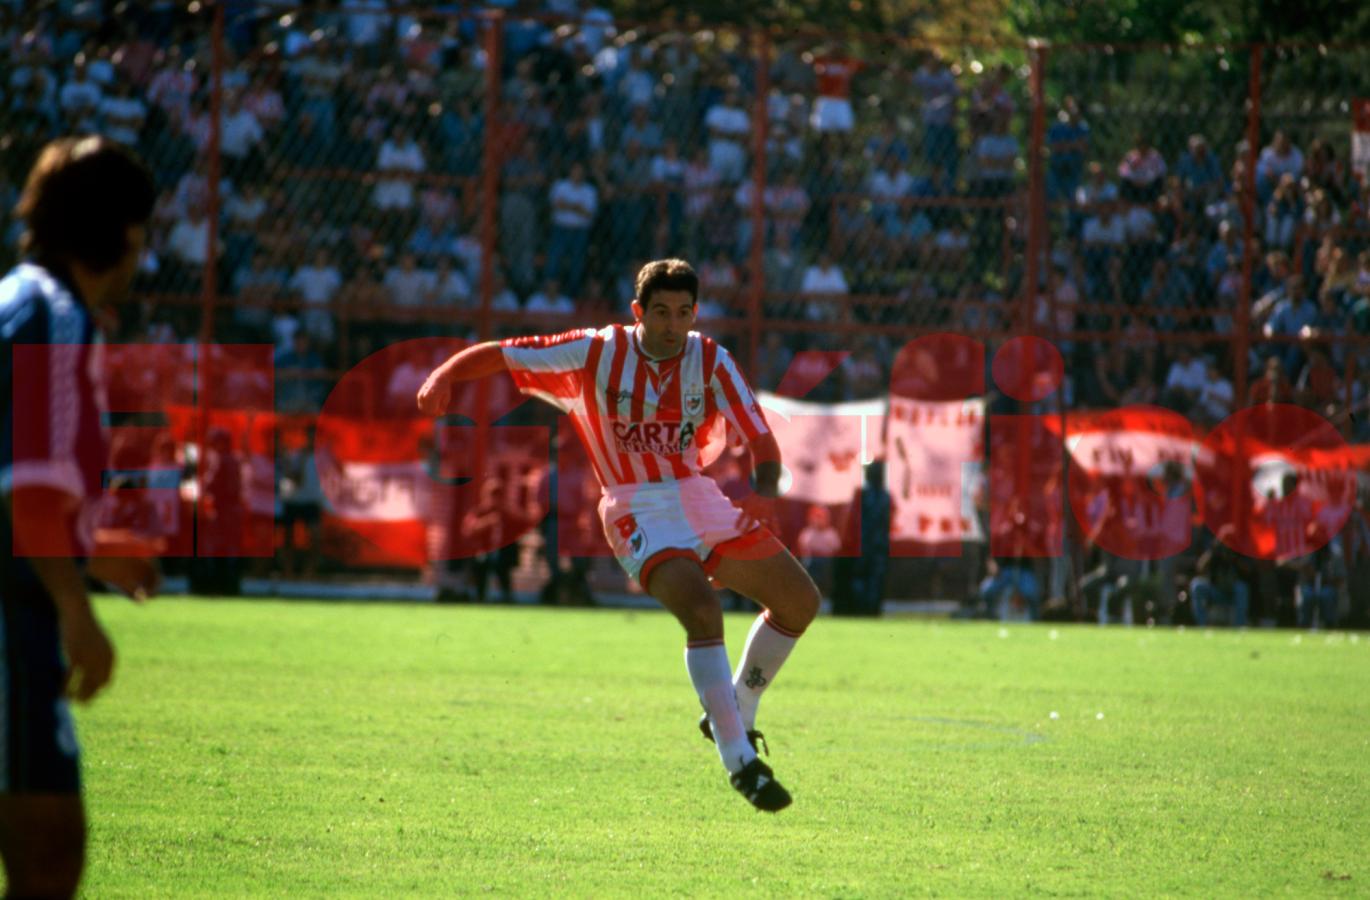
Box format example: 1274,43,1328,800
794,578,821,625
676,594,724,641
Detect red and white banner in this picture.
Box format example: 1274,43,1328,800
757,391,884,506
885,395,986,544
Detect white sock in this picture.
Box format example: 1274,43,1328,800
684,641,756,774
732,611,802,731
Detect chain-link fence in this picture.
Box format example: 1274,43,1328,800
3,2,1367,617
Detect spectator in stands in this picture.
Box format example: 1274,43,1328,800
1249,355,1293,405
1117,133,1166,203
275,331,329,413
374,122,425,219
1263,173,1301,249
1297,537,1345,629
1140,254,1192,333
868,154,915,238
1204,220,1241,288
1078,194,1119,280
437,95,483,176
1262,273,1317,371
604,139,654,275
842,342,885,399
810,49,861,136
277,424,325,578
488,268,522,312
763,227,806,312
864,119,911,170
59,55,102,128
704,87,749,182
698,251,740,315
384,251,437,308
978,557,1042,622
165,202,217,288
336,261,388,325
217,88,266,184
526,277,574,315
928,213,972,273
767,169,811,249
291,38,344,138
1046,95,1090,202
1189,525,1252,626
289,248,342,345
649,138,686,245
912,51,959,176
1120,368,1158,406
970,62,1016,124
619,102,663,154
1177,133,1225,206
1075,160,1120,213
232,253,287,339
1196,359,1235,425
431,257,473,309
800,250,850,322
98,78,147,147
1085,345,1130,408
755,330,795,390
1162,342,1207,412
968,109,1018,200
545,161,598,296
498,142,544,296
1295,341,1339,410
797,504,842,593
1302,137,1350,205
1344,494,1370,629
1256,130,1304,200
111,21,159,87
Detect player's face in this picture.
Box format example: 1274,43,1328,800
634,289,696,356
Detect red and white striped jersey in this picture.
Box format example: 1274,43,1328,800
499,323,771,488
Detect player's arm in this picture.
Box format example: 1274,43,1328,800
416,341,508,415
2,487,114,702
748,431,783,499
710,345,784,528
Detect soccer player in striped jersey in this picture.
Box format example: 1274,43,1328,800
418,258,819,811
1,137,159,897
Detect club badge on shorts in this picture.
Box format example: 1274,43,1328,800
614,514,648,560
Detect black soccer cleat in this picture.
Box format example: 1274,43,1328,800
699,713,769,756
729,757,792,812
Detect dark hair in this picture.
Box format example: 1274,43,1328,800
15,136,156,272
635,258,698,308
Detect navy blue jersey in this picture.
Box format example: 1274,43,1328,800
0,261,108,794
0,262,109,597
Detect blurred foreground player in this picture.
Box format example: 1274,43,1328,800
1,137,159,897
418,259,819,812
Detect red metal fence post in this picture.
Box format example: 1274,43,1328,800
747,29,771,371
478,9,505,346
202,0,224,348
1235,43,1262,409
1025,39,1048,341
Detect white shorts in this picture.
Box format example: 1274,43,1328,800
597,476,770,588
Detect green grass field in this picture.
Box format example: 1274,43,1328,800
74,596,1368,898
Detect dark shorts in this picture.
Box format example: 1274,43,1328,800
1,592,81,794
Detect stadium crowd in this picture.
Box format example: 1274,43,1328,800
2,0,1367,626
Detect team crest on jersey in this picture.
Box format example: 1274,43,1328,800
684,390,704,416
